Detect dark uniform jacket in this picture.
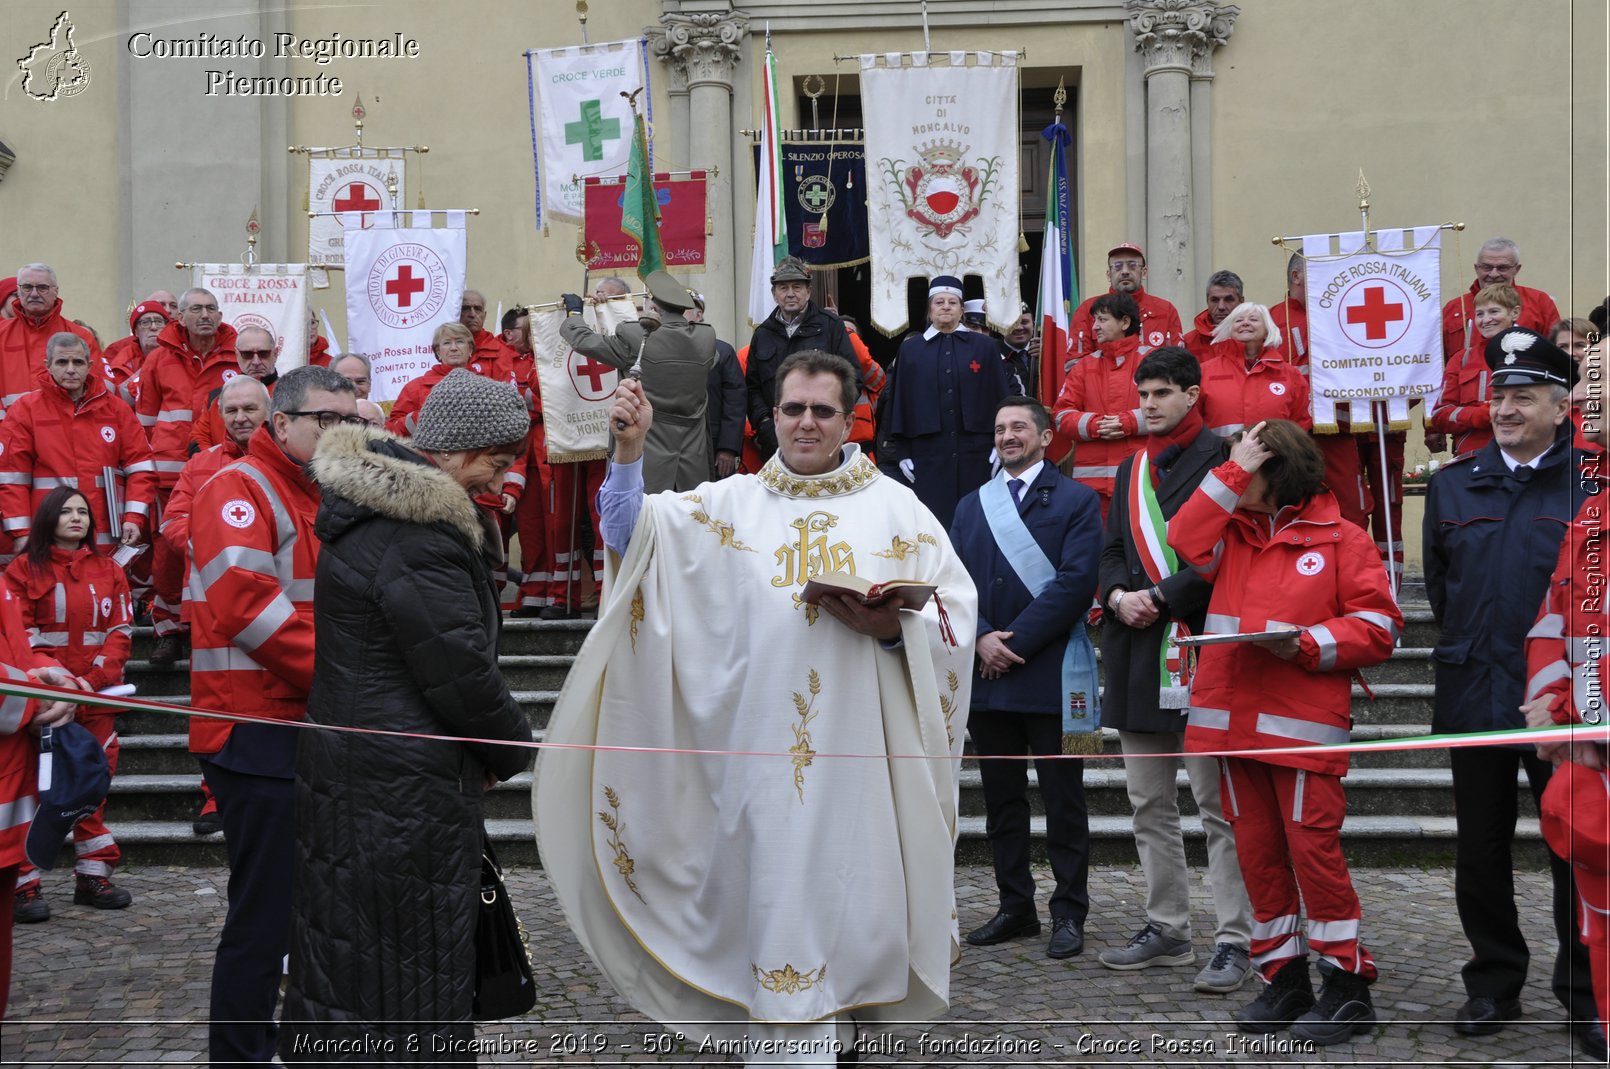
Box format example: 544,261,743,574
1098,424,1222,733
705,338,745,468
879,327,1014,528
950,463,1103,715
1425,425,1590,733
744,302,858,456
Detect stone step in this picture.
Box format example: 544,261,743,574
85,813,1545,870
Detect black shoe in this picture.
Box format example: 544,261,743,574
1046,918,1084,959
1574,1019,1607,1061
1236,957,1315,1032
538,605,576,621
1290,964,1375,1045
74,875,133,910
192,810,223,836
964,910,1040,946
148,634,187,667
1454,995,1522,1036
510,606,544,619
13,884,48,923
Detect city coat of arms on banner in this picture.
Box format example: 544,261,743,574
861,52,1021,336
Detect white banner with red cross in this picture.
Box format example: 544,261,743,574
530,297,639,463
860,51,1022,336
342,211,467,403
191,263,309,374
307,149,406,270
1302,227,1443,432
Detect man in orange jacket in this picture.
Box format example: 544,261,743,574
190,325,278,452
0,263,105,421
103,295,174,404
1441,237,1560,360
137,289,239,664
461,288,519,386
1067,243,1184,361
1182,270,1244,365
188,364,357,1066
0,334,157,555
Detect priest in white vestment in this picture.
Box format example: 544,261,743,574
535,350,977,1065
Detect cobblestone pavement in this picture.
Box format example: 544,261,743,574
2,864,1597,1066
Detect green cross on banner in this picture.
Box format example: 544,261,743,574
802,185,830,210
564,99,621,162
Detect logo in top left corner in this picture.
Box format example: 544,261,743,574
17,11,91,102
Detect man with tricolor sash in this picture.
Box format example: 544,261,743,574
949,396,1103,960
1094,346,1254,992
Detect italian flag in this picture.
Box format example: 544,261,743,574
747,38,789,327
1037,119,1076,406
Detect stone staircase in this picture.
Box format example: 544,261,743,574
99,581,1546,868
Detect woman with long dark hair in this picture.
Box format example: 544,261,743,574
3,485,134,921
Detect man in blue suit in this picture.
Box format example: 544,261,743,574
949,396,1104,958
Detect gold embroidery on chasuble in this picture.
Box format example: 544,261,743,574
870,530,939,561
751,961,829,995
789,669,822,803
628,588,645,653
597,786,646,904
773,513,855,625
938,670,961,750
681,493,757,554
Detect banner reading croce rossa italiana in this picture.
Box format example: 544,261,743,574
192,263,309,374
308,149,405,270
1302,227,1443,432
343,211,467,403
860,51,1021,336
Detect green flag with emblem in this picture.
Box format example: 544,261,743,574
620,112,664,280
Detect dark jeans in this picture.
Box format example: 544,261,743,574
202,759,295,1067
1451,746,1596,1019
969,710,1089,923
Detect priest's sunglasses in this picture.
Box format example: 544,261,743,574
776,402,848,420
284,409,368,429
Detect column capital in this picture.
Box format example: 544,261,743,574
1125,0,1239,78
649,10,749,93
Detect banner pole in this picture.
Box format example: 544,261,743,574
1374,400,1399,607
566,471,579,611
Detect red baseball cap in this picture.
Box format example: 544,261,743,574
1107,243,1146,263
128,299,170,334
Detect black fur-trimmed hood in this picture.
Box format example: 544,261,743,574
310,424,485,548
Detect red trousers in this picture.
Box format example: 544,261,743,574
17,713,120,885
538,459,605,610
1221,757,1376,981
513,430,552,610
151,487,186,636
1360,432,1406,584
1317,434,1372,531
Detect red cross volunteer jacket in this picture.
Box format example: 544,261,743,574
0,377,159,548
1197,342,1313,438
134,322,240,490
1169,459,1402,776
186,423,320,755
1051,335,1152,502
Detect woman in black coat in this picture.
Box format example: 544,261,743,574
281,370,535,1062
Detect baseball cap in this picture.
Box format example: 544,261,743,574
25,722,111,870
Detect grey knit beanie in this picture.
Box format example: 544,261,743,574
412,369,529,452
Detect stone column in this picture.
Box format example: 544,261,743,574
645,31,690,171
1189,7,1238,298
653,7,747,342
1125,0,1238,316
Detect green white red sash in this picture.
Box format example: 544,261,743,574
1127,451,1192,703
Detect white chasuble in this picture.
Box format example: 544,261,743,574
535,445,977,1038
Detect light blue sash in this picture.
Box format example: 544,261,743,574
979,476,1101,746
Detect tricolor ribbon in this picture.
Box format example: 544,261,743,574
2,676,1602,763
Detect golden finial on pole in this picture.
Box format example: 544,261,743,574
1053,75,1067,120
352,98,366,147
577,1,590,45
1357,168,1374,250
244,209,260,267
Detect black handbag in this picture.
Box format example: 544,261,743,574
473,835,537,1020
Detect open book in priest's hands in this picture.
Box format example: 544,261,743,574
799,570,938,610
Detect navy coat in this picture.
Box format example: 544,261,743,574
950,462,1104,715
879,327,1014,528
1424,425,1591,733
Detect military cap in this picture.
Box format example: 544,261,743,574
769,256,811,285
645,269,695,312
1486,327,1579,389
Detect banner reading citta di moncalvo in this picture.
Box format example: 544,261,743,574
343,211,466,402
1303,227,1443,432
860,51,1021,336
